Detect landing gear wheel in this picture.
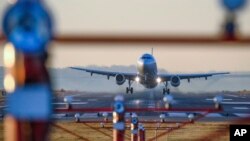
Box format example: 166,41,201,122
126,87,133,94
163,88,170,95
163,88,166,95
163,81,170,95
126,80,134,94
167,89,170,94
126,87,129,94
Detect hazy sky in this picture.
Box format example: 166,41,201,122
0,0,250,72
49,44,250,72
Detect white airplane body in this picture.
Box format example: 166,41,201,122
71,53,229,94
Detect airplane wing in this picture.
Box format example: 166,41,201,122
158,72,230,81
70,67,138,80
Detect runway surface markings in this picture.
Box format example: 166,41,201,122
87,99,98,102
205,98,233,101
167,112,187,117
205,113,223,117
52,114,67,118
82,113,98,118
225,94,239,98
72,99,81,102
53,102,88,105
222,102,250,105
233,107,249,110
102,95,113,98
234,113,250,117
71,102,89,104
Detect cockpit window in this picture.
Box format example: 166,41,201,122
141,54,152,59
142,56,151,59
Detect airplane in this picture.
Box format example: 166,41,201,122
70,51,229,94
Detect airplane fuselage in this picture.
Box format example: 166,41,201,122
137,53,158,88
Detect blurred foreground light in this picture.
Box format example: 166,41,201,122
2,0,53,54
4,74,15,93
7,84,52,120
114,101,125,113
3,42,16,68
113,95,125,141
221,0,247,11
4,116,18,141
131,113,138,124
156,77,161,83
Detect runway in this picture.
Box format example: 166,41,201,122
1,90,247,140
53,90,250,122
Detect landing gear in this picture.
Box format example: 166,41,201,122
126,87,133,94
163,88,170,95
163,82,170,95
126,80,133,94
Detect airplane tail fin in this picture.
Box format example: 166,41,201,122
151,48,154,55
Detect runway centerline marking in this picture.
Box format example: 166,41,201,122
205,98,232,101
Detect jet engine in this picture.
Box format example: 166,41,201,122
115,74,126,85
170,75,180,87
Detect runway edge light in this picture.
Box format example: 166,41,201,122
113,95,125,141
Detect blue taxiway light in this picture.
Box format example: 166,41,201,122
221,0,247,11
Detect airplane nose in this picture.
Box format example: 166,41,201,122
137,57,156,72
142,59,152,67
